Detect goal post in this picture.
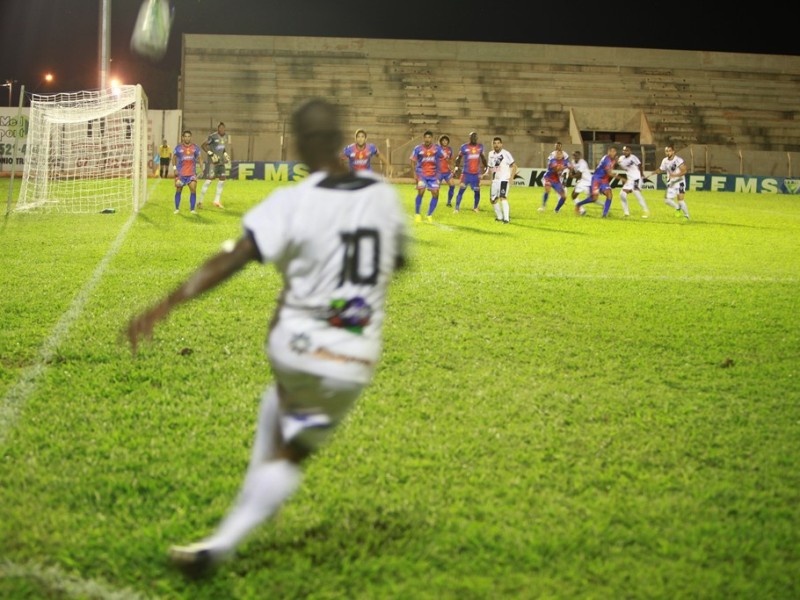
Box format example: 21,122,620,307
16,84,149,213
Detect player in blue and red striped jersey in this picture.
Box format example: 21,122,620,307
342,129,388,173
575,146,618,218
438,135,456,207
539,149,570,213
172,129,202,214
409,130,444,223
453,131,488,213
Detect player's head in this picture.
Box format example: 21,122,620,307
665,144,675,158
181,130,192,143
423,130,434,146
438,135,450,147
217,122,225,134
469,131,478,144
162,138,167,144
355,129,367,145
554,141,562,149
622,145,632,156
573,150,582,160
492,136,503,151
607,146,617,157
292,98,344,171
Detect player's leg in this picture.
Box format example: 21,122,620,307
447,179,455,205
427,185,440,222
633,182,649,216
677,190,690,219
619,186,631,216
174,179,183,213
601,187,612,218
188,180,198,212
214,170,226,208
454,181,466,212
414,180,425,222
540,180,550,211
664,184,680,212
472,176,481,212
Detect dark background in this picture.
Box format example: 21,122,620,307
2,0,799,109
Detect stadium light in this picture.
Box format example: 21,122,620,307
2,80,12,106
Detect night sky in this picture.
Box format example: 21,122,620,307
2,0,799,109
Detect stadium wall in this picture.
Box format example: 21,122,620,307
178,34,800,177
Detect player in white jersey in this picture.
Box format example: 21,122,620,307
126,98,410,579
569,151,594,215
649,143,690,219
487,136,517,223
616,145,650,218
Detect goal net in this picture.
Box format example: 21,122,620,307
16,84,149,213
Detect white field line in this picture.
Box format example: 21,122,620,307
0,560,154,600
0,181,158,446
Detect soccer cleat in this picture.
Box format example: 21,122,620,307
190,209,197,214
414,214,422,223
426,215,433,223
196,201,203,209
537,206,545,213
446,202,452,207
168,543,220,579
495,217,503,222
642,213,649,219
213,201,224,209
623,213,630,217
675,208,683,217
472,208,480,213
173,209,179,214
503,219,510,224
453,208,460,214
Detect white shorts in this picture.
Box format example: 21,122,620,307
622,178,642,192
665,180,686,201
573,180,591,196
270,364,364,452
491,179,509,201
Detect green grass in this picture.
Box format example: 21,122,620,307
1,179,798,599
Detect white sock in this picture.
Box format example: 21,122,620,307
501,199,509,220
665,199,679,209
245,387,280,479
214,181,225,203
200,180,211,200
493,203,502,219
619,192,630,214
678,200,690,217
634,191,649,212
206,459,302,556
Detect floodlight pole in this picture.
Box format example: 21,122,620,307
99,0,111,90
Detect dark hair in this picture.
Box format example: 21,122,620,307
218,122,225,127
355,129,366,137
182,129,191,135
438,135,449,144
423,130,433,137
493,136,502,142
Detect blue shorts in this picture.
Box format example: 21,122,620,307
439,172,453,184
175,175,197,187
416,175,440,191
460,172,481,190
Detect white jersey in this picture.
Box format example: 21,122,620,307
488,149,515,181
572,158,592,186
617,153,643,179
659,154,686,186
243,170,409,383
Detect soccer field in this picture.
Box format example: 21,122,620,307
1,180,798,599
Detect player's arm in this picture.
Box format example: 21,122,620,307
510,162,518,182
126,235,259,354
201,139,219,163
453,152,462,173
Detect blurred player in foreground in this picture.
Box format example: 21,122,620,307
126,98,409,578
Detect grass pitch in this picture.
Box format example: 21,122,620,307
1,179,798,599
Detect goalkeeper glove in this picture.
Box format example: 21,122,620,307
223,152,230,162
208,150,219,164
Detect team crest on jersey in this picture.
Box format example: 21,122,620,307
325,297,372,333
290,333,312,354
